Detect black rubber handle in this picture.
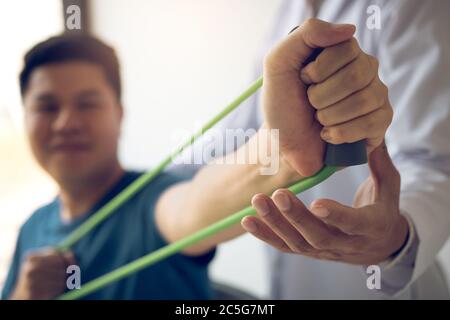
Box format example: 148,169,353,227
323,140,367,166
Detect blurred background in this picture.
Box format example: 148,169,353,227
0,0,284,298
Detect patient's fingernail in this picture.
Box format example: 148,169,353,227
252,197,270,217
321,128,330,141
273,191,291,211
311,206,330,218
300,69,312,84
332,23,355,32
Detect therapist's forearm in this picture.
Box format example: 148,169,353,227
155,126,302,255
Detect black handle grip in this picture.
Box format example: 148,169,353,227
324,141,367,166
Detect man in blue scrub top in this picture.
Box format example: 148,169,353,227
2,35,214,300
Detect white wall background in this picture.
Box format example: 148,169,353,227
89,0,283,297
0,0,62,294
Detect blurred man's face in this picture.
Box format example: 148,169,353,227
23,61,123,185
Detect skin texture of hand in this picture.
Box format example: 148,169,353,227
156,19,396,257
241,143,409,266
262,18,393,177
10,248,76,300
301,37,392,153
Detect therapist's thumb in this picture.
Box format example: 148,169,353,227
368,141,401,201
264,18,355,75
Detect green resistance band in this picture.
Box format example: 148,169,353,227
55,62,365,299
57,165,336,300
56,76,264,252
53,74,339,300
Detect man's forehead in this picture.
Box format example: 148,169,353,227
32,89,102,101
26,62,109,98
31,60,105,78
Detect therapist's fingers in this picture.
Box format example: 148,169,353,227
269,189,350,251
315,78,388,126
310,144,401,237
242,215,345,261
249,194,313,253
309,199,374,237
367,141,401,203
241,216,293,253
300,37,361,85
308,53,377,109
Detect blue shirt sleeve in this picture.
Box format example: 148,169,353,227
144,170,216,266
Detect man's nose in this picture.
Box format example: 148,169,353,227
52,106,83,134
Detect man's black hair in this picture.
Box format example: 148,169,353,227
19,33,121,99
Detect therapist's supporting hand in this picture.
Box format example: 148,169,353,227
241,143,409,265
263,18,393,177
9,248,76,300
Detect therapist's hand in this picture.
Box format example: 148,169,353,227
10,248,76,300
262,18,392,177
241,143,409,265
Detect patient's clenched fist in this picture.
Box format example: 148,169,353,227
10,248,76,300
262,18,392,178
262,18,356,177
301,37,393,152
